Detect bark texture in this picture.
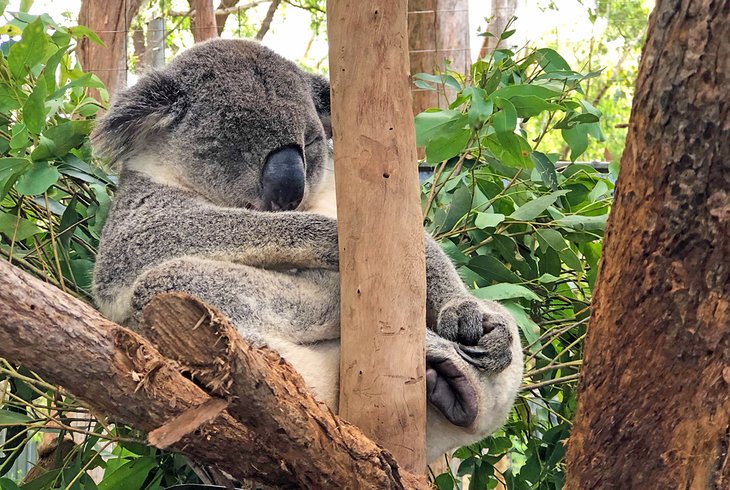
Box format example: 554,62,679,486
189,0,219,42
478,0,517,59
564,1,730,488
328,0,428,472
0,261,427,489
408,0,471,114
78,0,145,98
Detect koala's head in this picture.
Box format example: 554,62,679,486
92,39,331,211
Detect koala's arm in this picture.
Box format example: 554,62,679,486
424,235,469,317
152,204,340,270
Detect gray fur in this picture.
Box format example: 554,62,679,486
92,39,522,461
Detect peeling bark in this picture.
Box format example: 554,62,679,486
565,1,730,488
142,293,429,489
0,262,427,489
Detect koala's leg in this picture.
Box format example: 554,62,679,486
129,257,340,343
128,257,342,406
424,324,523,462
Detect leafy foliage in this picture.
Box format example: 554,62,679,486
418,27,614,489
0,10,200,489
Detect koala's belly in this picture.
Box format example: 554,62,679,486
266,337,341,410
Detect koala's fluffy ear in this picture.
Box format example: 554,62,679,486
308,74,331,138
92,71,188,165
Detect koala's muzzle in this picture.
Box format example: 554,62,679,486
262,146,305,211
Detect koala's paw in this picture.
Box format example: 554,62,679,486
436,296,512,348
426,302,516,427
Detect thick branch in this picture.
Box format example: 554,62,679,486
142,293,429,489
0,261,427,489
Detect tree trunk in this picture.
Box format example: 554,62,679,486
0,261,429,489
478,0,518,59
189,0,219,42
408,0,471,115
132,28,146,71
328,0,428,472
564,1,730,488
78,0,146,99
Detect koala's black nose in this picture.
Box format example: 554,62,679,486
262,145,305,211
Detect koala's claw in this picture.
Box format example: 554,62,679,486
437,297,508,347
457,321,513,373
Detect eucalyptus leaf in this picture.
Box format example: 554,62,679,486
473,283,540,301
556,214,608,231
474,212,505,229
23,77,46,134
561,125,590,161
15,161,60,195
97,457,157,490
7,18,48,79
0,408,32,424
535,229,582,271
509,190,569,221
531,151,558,190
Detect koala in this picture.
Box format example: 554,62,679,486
91,39,523,462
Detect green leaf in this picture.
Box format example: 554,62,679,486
536,48,572,72
15,161,60,195
9,123,29,150
492,97,517,133
0,83,24,112
434,474,455,490
0,157,31,192
426,129,471,164
97,457,157,490
502,301,540,345
1,478,22,490
556,214,608,231
535,229,582,271
531,151,558,190
474,212,504,229
440,186,473,233
561,125,590,161
537,273,561,283
0,0,8,16
0,408,32,424
415,110,471,163
464,87,493,128
19,0,33,12
50,72,105,99
23,77,47,134
20,469,62,490
469,255,521,284
43,47,68,95
510,95,563,118
473,283,540,301
492,84,562,100
31,120,93,161
68,25,104,46
8,18,49,79
509,190,569,221
500,28,516,40
489,131,532,168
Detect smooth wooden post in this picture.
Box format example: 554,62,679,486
327,0,427,472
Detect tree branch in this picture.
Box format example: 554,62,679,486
0,260,428,489
255,0,281,40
